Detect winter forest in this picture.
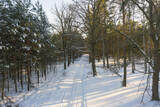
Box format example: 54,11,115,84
0,0,160,107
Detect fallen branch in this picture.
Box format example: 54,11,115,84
2,92,17,107
112,70,122,77
109,65,122,77
109,26,154,69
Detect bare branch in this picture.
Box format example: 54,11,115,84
131,0,150,22
109,25,154,69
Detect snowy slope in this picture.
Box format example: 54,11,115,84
1,55,160,107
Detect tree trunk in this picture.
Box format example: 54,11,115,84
131,51,135,73
122,51,127,87
27,62,30,91
149,0,160,100
131,5,135,73
25,66,27,83
62,35,67,70
20,65,23,89
152,70,159,100
143,23,147,74
72,49,75,63
63,51,66,70
7,69,9,91
147,36,151,73
91,45,97,76
1,70,5,100
102,40,105,67
89,53,92,63
152,42,160,100
37,65,39,84
44,65,46,80
117,34,120,65
17,66,20,82
112,37,116,65
106,46,109,68
54,62,56,74
14,68,17,92
42,64,43,78
50,62,52,72
122,0,127,87
68,48,71,67
30,64,32,76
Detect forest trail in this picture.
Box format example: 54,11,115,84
20,55,89,107
18,55,159,107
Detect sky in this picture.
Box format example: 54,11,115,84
31,0,73,24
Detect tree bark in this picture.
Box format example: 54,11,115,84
1,70,5,100
14,68,17,92
68,47,71,67
91,44,97,76
131,51,135,73
149,0,160,100
152,42,160,100
44,65,46,80
72,49,75,63
102,39,105,67
37,65,39,84
62,36,67,70
122,0,127,87
89,53,92,63
27,62,30,91
20,65,23,89
17,66,20,82
131,5,135,73
7,69,9,91
117,34,120,65
106,45,109,68
25,66,27,83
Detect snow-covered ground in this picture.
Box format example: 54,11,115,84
1,54,160,107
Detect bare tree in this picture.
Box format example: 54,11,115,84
52,4,76,69
131,0,160,101
73,0,106,76
109,0,160,100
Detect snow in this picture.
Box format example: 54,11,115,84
51,44,55,48
38,44,41,48
23,46,31,50
21,27,25,31
22,34,27,38
155,34,159,41
1,55,160,107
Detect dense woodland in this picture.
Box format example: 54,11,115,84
0,0,160,105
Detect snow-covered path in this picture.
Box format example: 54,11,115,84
11,55,159,107
20,55,89,107
50,56,87,107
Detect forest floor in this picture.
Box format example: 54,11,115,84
1,55,160,107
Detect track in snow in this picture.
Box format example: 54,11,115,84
20,55,89,107
6,55,158,107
